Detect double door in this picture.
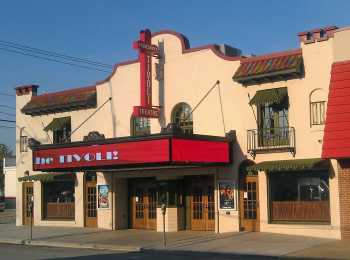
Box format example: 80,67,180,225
189,176,215,231
131,181,157,230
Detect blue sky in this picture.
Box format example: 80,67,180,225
1,0,350,151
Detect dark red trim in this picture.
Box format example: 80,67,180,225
34,85,96,97
96,30,242,86
239,48,302,63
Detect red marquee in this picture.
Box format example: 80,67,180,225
32,136,231,171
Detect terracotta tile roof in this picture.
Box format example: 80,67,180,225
21,86,97,116
233,49,303,84
322,60,350,159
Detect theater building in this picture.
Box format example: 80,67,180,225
15,25,350,239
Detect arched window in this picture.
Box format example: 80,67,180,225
309,89,327,126
131,116,150,136
171,102,193,134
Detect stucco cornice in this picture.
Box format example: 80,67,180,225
96,29,242,86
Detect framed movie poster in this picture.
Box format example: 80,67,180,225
218,181,235,210
98,185,109,209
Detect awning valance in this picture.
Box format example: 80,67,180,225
249,87,288,106
44,117,70,132
18,172,73,182
246,158,329,173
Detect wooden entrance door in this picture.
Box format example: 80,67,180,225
239,175,260,231
190,176,215,231
131,181,157,230
23,182,33,225
85,181,97,227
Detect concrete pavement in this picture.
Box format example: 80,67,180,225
0,210,349,259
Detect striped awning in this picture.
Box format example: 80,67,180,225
233,49,303,84
249,87,288,106
18,172,73,182
44,117,70,131
246,158,329,173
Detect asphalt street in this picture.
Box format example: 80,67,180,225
0,244,286,260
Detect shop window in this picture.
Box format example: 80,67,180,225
171,102,193,134
269,171,330,223
310,101,326,125
20,135,28,152
258,100,289,147
157,180,182,207
131,116,150,136
42,179,75,220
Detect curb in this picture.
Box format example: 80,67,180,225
0,238,25,245
0,238,141,252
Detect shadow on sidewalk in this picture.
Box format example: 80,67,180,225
41,249,329,260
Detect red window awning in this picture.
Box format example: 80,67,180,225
32,134,231,171
322,60,350,159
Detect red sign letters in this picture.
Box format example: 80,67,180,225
133,29,160,118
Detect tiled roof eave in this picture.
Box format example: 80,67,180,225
22,100,97,116
234,67,302,84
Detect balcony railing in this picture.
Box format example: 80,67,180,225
247,127,296,158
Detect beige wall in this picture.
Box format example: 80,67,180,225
333,27,350,62
15,28,350,237
4,166,16,198
156,207,179,232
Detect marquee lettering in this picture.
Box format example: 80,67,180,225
35,150,119,166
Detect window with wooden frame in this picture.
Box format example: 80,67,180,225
310,101,326,126
42,177,75,220
20,135,28,152
257,100,289,147
131,116,151,136
44,117,71,144
269,171,330,223
171,102,193,135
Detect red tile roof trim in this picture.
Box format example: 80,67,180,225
233,49,303,82
240,49,302,63
322,60,350,159
21,85,97,116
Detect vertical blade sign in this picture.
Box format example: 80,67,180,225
133,29,160,118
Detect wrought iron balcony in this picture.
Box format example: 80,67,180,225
247,127,296,158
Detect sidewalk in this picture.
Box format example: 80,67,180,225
0,222,349,259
